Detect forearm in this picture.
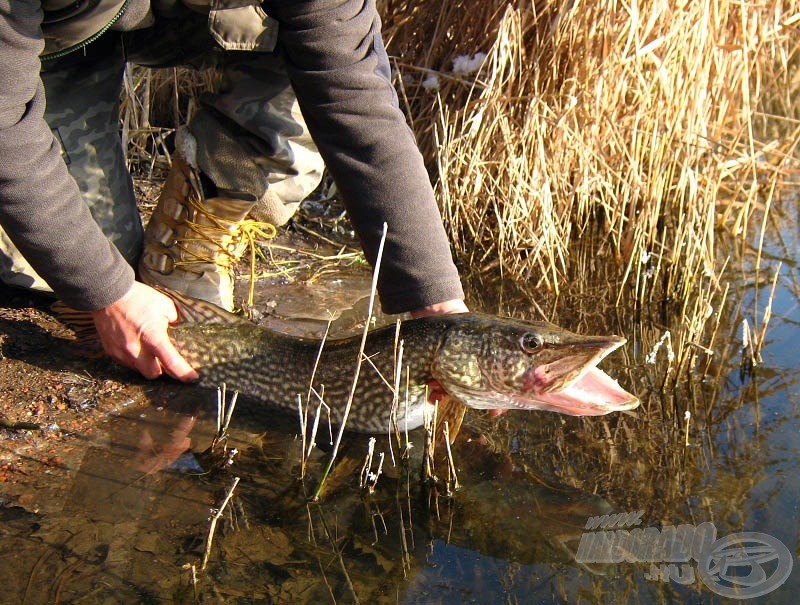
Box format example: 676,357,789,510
267,0,464,313
0,0,133,310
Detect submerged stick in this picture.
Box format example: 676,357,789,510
201,476,240,571
309,503,360,603
0,417,40,431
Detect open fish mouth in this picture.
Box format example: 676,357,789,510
445,361,639,417
523,365,639,416
521,336,640,415
438,335,640,417
432,321,640,418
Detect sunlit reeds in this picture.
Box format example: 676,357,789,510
122,2,799,326
382,0,799,314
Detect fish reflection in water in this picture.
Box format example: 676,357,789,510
9,396,616,603
109,396,612,602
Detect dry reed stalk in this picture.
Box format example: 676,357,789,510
442,421,460,493
358,437,385,493
211,383,238,455
384,0,800,310
312,223,388,500
298,318,334,479
753,261,782,359
201,476,240,571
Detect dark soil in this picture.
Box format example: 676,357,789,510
0,286,183,502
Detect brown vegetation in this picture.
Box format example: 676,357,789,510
120,1,800,423
382,1,799,308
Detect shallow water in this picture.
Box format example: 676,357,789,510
1,194,799,603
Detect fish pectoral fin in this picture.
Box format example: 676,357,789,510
431,391,467,444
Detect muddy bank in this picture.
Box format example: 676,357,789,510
0,289,161,493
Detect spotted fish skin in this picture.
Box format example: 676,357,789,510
168,301,443,433
167,292,639,434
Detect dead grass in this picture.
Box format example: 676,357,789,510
123,3,800,317
382,0,800,313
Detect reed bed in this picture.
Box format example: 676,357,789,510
123,1,800,314
461,178,794,529
381,0,800,310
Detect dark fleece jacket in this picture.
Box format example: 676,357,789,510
0,0,463,313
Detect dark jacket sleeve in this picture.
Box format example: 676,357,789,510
0,0,133,310
264,0,464,314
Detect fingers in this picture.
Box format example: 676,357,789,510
134,307,198,382
111,336,195,383
92,282,198,382
150,336,199,382
134,350,165,380
97,325,165,380
139,290,196,380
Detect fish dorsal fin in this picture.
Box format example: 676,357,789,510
49,300,103,355
159,287,247,325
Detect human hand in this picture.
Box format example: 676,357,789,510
91,281,198,381
410,298,469,318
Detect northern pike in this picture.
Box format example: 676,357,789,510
166,291,639,434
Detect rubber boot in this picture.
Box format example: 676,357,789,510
138,157,257,311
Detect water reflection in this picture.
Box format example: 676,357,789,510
2,192,799,602
0,391,630,602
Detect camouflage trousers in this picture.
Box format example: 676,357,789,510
0,6,323,292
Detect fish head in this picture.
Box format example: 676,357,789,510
431,315,639,416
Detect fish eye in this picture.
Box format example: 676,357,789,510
519,332,544,352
